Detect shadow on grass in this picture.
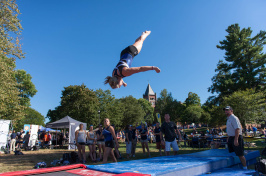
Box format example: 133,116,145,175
0,149,70,173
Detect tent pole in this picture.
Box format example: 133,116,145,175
56,128,57,149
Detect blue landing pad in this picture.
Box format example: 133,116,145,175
199,168,257,176
87,155,229,176
185,149,260,166
86,149,259,176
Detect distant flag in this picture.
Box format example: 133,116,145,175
156,113,161,124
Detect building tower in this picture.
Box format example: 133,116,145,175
143,84,156,108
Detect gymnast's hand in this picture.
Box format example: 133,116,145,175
154,67,161,73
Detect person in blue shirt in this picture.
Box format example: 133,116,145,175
101,118,119,164
252,126,257,137
104,31,161,89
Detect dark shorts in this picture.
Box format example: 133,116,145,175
228,135,244,156
120,45,138,59
105,140,114,148
78,142,86,145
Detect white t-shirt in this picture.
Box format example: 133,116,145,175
226,114,242,136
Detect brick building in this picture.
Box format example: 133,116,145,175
143,84,156,108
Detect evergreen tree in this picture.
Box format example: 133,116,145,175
208,24,266,105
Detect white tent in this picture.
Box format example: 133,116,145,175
46,116,87,150
0,119,12,149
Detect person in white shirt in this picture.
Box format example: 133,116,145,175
224,106,247,170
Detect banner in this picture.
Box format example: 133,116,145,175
24,124,30,133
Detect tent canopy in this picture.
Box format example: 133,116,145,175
46,116,85,129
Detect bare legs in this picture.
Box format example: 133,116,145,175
98,144,105,160
89,144,96,162
77,144,86,163
141,141,150,157
103,147,117,164
239,155,247,167
133,31,151,53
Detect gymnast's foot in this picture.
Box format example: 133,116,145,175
141,30,151,40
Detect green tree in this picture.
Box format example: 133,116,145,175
200,110,211,126
185,92,201,107
15,69,37,107
138,98,154,124
181,105,202,124
208,24,266,105
155,89,185,123
95,88,123,126
119,96,145,127
0,0,24,59
47,84,99,126
221,89,266,126
0,0,25,127
0,56,24,125
16,107,45,130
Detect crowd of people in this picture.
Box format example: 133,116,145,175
8,128,69,152
9,129,31,152
75,114,183,164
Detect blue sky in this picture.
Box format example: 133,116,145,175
16,1,266,123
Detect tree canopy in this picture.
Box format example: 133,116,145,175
208,24,266,105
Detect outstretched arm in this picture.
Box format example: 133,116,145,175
122,66,160,77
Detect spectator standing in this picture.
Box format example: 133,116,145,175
87,125,97,162
183,133,188,147
23,131,30,150
10,130,17,152
125,125,133,159
17,131,24,149
154,122,164,156
96,124,105,161
75,124,87,164
139,124,150,157
40,131,45,147
131,124,137,157
44,132,51,146
223,106,247,170
160,114,182,156
252,126,257,137
65,131,69,139
102,118,119,164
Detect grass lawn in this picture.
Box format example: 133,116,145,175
1,137,265,173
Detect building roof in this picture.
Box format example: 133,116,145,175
144,84,155,96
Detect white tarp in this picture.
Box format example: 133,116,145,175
0,120,11,149
29,125,39,147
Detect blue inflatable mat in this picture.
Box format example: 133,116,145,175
185,149,260,166
87,155,229,176
86,149,260,176
199,168,257,176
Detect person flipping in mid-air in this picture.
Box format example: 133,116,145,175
104,31,161,89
